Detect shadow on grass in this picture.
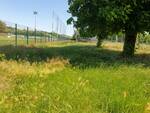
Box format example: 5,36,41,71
0,45,150,68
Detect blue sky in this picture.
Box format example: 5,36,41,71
0,0,74,36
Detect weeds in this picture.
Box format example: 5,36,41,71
0,41,150,113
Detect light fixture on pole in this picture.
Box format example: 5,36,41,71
33,11,38,43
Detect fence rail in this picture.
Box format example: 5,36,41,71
0,20,69,46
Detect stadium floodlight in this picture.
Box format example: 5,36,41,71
33,11,38,43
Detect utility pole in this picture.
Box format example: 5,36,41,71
51,11,54,41
56,16,59,39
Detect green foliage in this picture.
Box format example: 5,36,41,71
0,53,5,60
138,32,150,44
68,0,150,36
72,30,80,40
68,0,150,55
0,21,7,33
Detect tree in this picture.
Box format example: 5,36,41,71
67,0,150,56
72,29,80,41
0,21,7,33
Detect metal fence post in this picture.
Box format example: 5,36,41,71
45,33,46,43
45,35,46,43
40,36,42,43
15,24,18,46
35,28,36,44
51,34,53,42
27,27,29,45
48,36,50,42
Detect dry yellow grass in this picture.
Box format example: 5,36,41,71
0,58,69,77
145,103,150,113
0,57,69,92
103,41,123,51
0,76,10,92
103,41,150,54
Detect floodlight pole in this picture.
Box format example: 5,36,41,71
51,11,54,41
34,11,38,44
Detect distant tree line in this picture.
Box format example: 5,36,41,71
0,21,7,33
6,26,62,38
0,20,70,39
107,32,150,44
73,29,150,44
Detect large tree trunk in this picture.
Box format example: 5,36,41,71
96,34,103,48
122,31,137,57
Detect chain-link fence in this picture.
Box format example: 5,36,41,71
0,21,16,46
0,20,64,46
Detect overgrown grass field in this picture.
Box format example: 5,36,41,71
0,41,150,113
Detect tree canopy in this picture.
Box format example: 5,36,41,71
0,21,7,33
68,0,150,56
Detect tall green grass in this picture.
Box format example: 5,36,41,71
0,41,150,113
